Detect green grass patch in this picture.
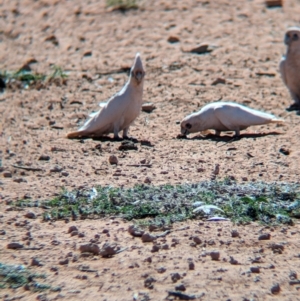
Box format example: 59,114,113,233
0,263,53,291
15,180,300,226
106,0,139,11
0,65,68,90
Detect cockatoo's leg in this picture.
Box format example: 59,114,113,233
123,127,129,139
113,123,121,140
234,129,240,137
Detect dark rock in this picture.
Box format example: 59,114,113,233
144,276,156,289
128,225,144,237
7,242,23,249
271,283,280,294
25,211,36,219
141,232,156,243
175,284,186,291
171,272,181,283
210,250,220,261
258,233,271,240
79,243,100,255
68,226,78,233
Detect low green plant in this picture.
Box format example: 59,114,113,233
0,263,50,291
16,180,300,226
106,0,139,10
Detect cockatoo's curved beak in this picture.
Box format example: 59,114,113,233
284,34,290,45
181,128,189,135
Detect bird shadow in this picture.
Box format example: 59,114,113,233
185,131,283,143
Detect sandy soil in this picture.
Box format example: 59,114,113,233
1,0,300,300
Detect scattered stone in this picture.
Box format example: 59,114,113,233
99,242,121,257
211,78,226,85
171,272,181,283
142,102,156,113
279,147,290,155
102,229,109,234
59,258,69,265
25,211,36,219
109,155,118,165
31,257,43,267
79,243,100,255
61,171,69,177
289,271,298,280
7,242,23,249
175,284,186,291
167,291,196,300
118,141,138,151
39,155,50,161
189,43,213,54
50,165,63,172
271,283,280,294
142,257,151,264
3,172,12,178
50,266,58,272
289,279,300,285
70,230,79,237
171,238,180,247
229,256,239,265
270,243,284,254
192,236,202,245
68,226,78,233
157,267,166,273
144,177,152,184
78,232,85,238
258,233,271,240
250,266,260,273
188,260,195,270
265,0,283,8
231,230,239,238
144,276,156,289
210,250,220,261
162,243,169,250
13,177,27,183
0,230,6,235
141,232,156,243
167,36,180,43
128,225,145,237
151,244,160,253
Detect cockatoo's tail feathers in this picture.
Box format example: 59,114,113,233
271,118,285,124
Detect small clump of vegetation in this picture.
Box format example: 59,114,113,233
106,0,139,11
15,180,300,226
0,263,53,291
0,65,68,91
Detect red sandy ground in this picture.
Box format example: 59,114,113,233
1,0,300,300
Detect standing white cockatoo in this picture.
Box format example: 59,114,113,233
279,27,300,110
180,102,284,137
67,53,145,139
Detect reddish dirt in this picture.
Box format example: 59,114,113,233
1,0,300,300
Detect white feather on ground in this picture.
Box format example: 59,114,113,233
67,53,145,139
279,27,300,109
180,102,284,136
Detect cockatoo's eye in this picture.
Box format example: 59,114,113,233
293,33,299,41
186,123,192,129
134,71,144,81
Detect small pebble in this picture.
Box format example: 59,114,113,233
210,250,220,261
109,155,118,165
258,233,271,240
271,283,280,294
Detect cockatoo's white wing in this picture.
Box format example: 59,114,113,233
78,90,130,133
214,104,282,131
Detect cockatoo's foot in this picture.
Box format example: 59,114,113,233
113,135,123,141
215,130,221,136
234,130,240,137
286,103,300,111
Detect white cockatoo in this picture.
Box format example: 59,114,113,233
279,27,300,110
180,102,284,137
67,53,145,139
